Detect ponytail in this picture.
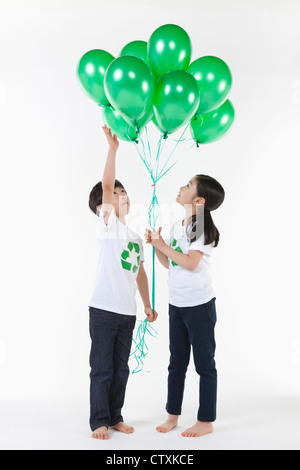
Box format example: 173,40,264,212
186,175,225,247
186,206,220,247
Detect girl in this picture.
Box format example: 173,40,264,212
145,174,225,438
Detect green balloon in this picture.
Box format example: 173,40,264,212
188,56,232,114
102,106,142,142
153,70,200,135
77,49,114,105
104,55,155,123
148,24,192,77
125,106,153,131
136,106,153,128
120,40,150,68
190,100,235,144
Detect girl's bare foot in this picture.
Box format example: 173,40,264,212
156,414,179,433
91,426,109,440
181,421,213,437
110,422,134,434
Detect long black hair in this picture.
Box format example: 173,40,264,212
88,179,124,215
186,174,225,247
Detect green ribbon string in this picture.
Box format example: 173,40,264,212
129,126,190,373
102,107,189,373
130,318,158,374
156,121,190,181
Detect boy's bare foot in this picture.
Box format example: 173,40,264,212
156,414,179,433
110,422,134,434
181,421,213,437
91,426,109,440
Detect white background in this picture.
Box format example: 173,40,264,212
0,0,300,450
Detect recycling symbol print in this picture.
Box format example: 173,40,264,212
169,239,183,267
121,241,141,273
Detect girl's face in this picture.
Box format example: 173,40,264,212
176,176,205,208
176,176,198,206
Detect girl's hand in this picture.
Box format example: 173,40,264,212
144,226,165,250
144,306,158,323
102,125,119,151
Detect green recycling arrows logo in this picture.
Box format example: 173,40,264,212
169,239,183,267
121,241,141,273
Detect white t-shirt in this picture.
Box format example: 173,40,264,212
167,219,216,307
88,207,144,316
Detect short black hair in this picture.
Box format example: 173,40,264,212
88,179,125,215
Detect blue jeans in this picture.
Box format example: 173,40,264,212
166,297,217,422
89,306,136,431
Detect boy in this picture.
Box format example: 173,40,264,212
88,125,158,440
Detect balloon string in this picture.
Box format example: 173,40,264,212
129,129,168,373
171,137,194,143
155,134,168,181
100,108,157,373
145,126,152,165
112,119,158,373
128,122,191,373
156,120,190,181
130,318,158,373
139,131,152,172
103,108,190,373
152,245,155,311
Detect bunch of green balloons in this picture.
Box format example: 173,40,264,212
77,24,234,145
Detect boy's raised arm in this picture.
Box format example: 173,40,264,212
101,125,119,224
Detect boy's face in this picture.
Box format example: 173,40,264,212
113,186,130,217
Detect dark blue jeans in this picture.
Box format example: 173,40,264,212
89,306,136,431
166,297,217,422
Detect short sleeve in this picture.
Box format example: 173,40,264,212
189,233,215,255
97,206,117,238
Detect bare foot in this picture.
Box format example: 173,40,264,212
91,426,109,440
110,422,134,434
181,421,213,437
156,414,179,433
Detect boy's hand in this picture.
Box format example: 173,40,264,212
102,125,119,151
144,306,158,323
144,227,165,250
